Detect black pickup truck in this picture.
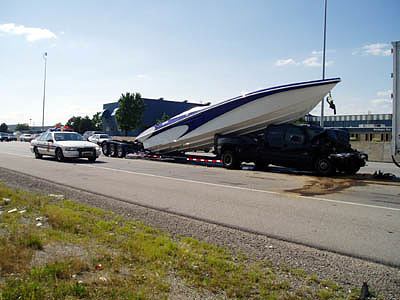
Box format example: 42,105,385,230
215,124,367,176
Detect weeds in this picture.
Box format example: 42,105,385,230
0,182,359,299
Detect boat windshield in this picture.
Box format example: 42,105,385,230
155,106,207,129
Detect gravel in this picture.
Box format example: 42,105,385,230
1,166,399,299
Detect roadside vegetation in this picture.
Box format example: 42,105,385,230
0,182,363,299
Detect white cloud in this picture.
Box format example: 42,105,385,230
275,52,333,68
302,56,333,67
370,98,392,105
0,23,57,42
353,43,391,57
274,58,298,66
376,90,392,97
136,74,151,79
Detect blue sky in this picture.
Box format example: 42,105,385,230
0,0,399,126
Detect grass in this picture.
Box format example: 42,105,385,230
0,182,363,299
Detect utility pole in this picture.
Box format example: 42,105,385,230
320,0,327,127
41,52,48,131
392,41,400,167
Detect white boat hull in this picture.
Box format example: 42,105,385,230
137,79,340,153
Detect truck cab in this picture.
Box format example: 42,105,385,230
215,123,367,176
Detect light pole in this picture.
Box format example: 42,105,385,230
41,52,48,131
320,0,327,127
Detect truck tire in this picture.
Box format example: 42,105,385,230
254,159,269,171
117,145,126,158
101,142,110,156
314,156,335,176
344,162,360,175
222,150,241,170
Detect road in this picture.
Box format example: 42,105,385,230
0,141,399,266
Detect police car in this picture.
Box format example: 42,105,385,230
30,131,101,162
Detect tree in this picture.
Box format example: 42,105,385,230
79,116,95,133
66,116,96,133
115,92,144,136
0,123,8,132
66,116,82,132
155,113,170,125
92,112,103,130
15,123,30,131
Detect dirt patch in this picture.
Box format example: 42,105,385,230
31,243,89,267
286,177,367,196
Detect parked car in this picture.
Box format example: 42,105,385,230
8,133,17,141
88,133,112,145
19,133,33,142
30,131,101,162
0,132,9,142
83,131,104,141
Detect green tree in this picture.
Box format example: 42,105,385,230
92,112,103,130
15,123,30,131
115,92,144,136
66,116,82,132
0,123,8,132
155,113,170,125
79,116,95,133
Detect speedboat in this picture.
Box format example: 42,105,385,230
136,78,341,153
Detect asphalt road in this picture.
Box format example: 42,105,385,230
0,141,399,266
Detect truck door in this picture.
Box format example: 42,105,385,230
264,125,287,165
283,125,310,167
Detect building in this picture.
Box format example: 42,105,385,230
305,113,393,162
102,98,209,136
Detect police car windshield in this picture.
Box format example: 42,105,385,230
54,133,84,141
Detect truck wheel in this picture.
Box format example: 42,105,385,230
254,159,269,171
33,147,42,159
55,148,64,162
315,157,335,176
101,142,110,156
344,162,360,175
117,145,126,158
110,144,117,157
222,150,240,169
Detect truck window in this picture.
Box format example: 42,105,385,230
266,127,285,148
285,127,305,145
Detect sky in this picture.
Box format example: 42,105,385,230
0,0,399,126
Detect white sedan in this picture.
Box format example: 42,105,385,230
30,131,101,162
88,133,112,145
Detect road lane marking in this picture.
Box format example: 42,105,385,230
1,150,399,212
81,164,400,212
0,152,32,158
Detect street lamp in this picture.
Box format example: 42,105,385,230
320,0,327,127
41,52,48,131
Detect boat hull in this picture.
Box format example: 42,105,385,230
137,78,340,153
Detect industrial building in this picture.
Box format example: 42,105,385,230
101,98,208,136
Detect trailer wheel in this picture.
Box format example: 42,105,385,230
117,145,126,158
109,144,118,157
102,142,110,156
222,150,240,169
315,156,335,176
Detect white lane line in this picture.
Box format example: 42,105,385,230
81,164,400,212
0,151,32,158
